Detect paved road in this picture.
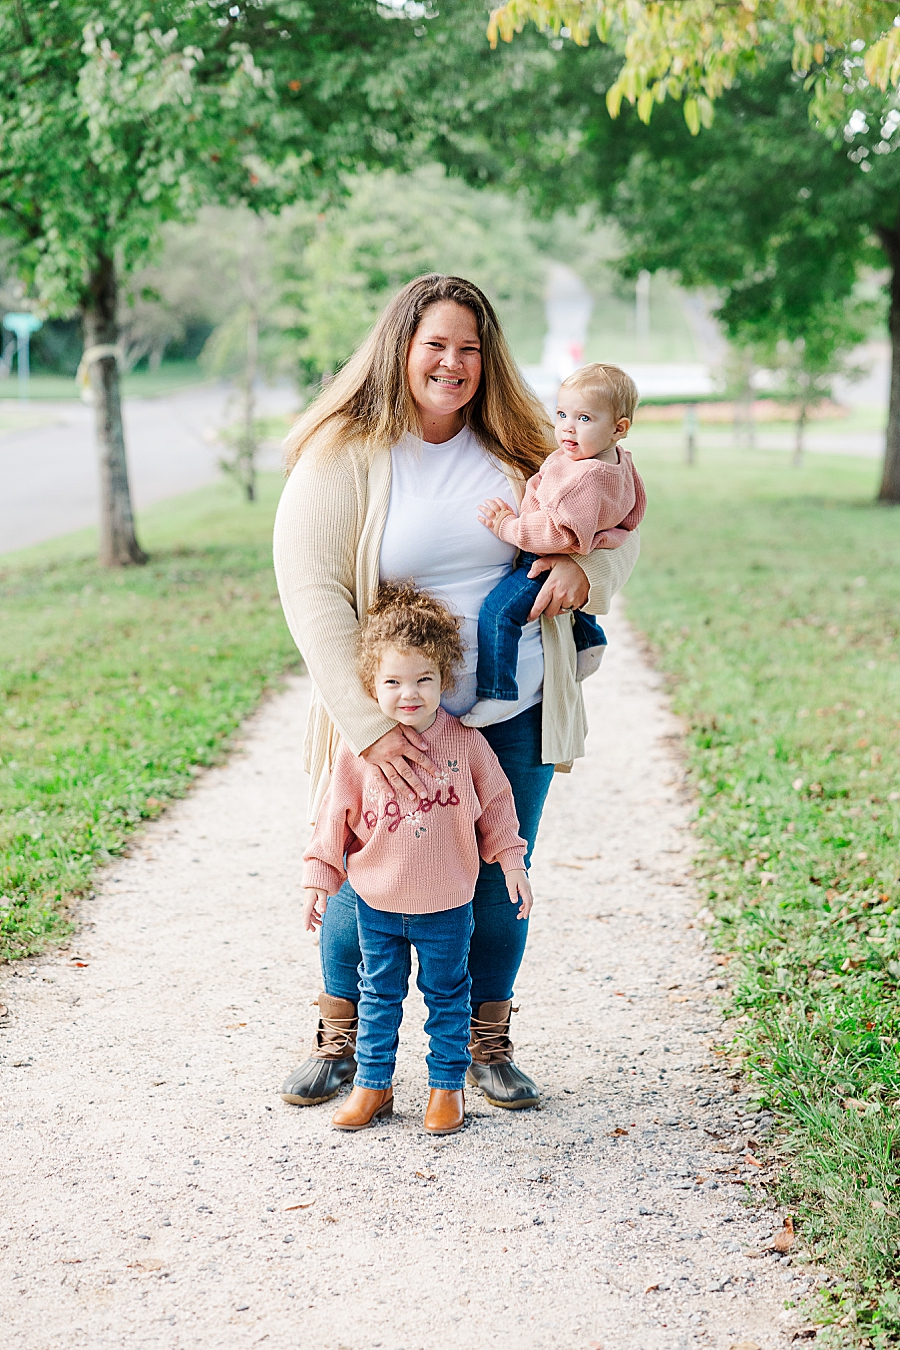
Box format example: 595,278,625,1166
0,603,803,1349
0,382,297,555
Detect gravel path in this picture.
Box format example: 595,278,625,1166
0,602,810,1349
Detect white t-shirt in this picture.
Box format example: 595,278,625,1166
379,427,544,721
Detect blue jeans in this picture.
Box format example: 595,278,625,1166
320,702,554,1008
475,553,607,700
354,896,474,1090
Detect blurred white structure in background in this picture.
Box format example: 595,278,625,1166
523,263,714,412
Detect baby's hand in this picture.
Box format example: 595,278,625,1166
505,868,534,920
477,497,517,537
302,888,329,932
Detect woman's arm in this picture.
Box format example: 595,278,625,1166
274,450,394,754
575,527,641,615
525,528,640,620
273,451,437,796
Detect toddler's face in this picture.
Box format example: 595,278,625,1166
373,645,442,732
555,387,630,460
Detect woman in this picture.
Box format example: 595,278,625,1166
273,274,639,1110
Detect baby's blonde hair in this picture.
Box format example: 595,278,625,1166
559,363,639,422
357,581,464,697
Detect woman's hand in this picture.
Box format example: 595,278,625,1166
302,888,329,932
360,725,439,801
477,497,517,537
526,554,590,620
505,868,534,920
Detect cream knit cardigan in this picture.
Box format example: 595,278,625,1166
273,433,640,820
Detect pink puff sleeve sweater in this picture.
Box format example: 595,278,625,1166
497,446,647,554
302,708,527,914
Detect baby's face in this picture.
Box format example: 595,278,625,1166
374,645,442,732
555,388,630,461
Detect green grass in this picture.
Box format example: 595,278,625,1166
0,361,212,401
0,475,298,962
625,440,900,1342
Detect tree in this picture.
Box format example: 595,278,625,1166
196,208,293,503
276,164,551,380
750,302,870,466
487,1,900,135
434,37,900,499
0,2,436,564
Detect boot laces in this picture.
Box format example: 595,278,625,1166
313,1013,357,1059
469,1012,513,1064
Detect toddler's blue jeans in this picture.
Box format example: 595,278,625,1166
353,896,474,1091
475,552,607,700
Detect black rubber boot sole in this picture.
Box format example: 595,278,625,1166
280,1055,357,1106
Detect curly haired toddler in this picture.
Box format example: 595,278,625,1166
301,581,532,1135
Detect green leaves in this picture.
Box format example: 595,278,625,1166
0,1,439,313
489,1,900,130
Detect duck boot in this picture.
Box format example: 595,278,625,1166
280,993,358,1106
466,999,539,1109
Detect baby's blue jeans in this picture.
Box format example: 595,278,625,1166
475,552,607,700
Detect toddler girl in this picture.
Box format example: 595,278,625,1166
462,363,647,728
301,581,532,1135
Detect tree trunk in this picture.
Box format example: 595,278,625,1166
82,254,147,566
684,402,697,465
878,227,900,502
242,307,258,503
792,403,807,468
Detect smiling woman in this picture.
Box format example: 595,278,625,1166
272,273,640,1115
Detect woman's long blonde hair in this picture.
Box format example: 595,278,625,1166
283,274,553,479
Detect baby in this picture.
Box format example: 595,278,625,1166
302,581,533,1136
462,363,646,728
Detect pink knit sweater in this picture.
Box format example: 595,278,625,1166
302,708,527,914
497,446,646,554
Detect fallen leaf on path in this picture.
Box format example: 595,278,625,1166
226,1023,247,1030
415,1171,436,1180
323,1215,338,1223
771,1215,795,1253
644,1282,659,1293
744,1153,763,1168
0,1003,8,1019
283,1199,316,1211
151,1079,166,1086
59,1258,82,1264
607,1127,629,1137
791,1329,821,1342
68,960,89,968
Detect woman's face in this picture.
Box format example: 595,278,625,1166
406,301,482,439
